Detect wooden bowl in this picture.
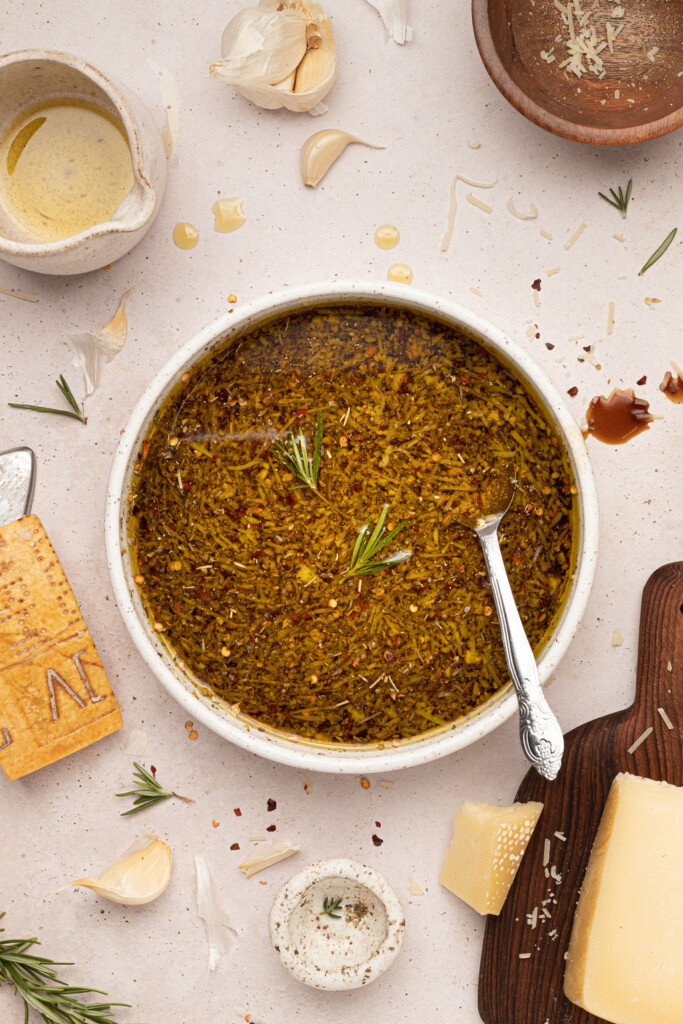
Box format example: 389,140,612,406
472,0,683,144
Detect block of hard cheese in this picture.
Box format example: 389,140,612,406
439,800,543,915
564,772,683,1024
0,514,122,780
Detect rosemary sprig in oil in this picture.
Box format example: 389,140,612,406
273,410,323,489
598,178,632,218
639,227,677,275
0,913,129,1024
343,504,411,580
8,375,86,423
116,761,194,816
320,896,343,919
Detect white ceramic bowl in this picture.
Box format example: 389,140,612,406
105,281,599,773
268,858,405,990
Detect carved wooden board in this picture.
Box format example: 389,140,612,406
0,514,122,780
478,562,683,1024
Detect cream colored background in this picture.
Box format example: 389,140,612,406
1,1,682,1022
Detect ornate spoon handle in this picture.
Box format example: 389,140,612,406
475,517,564,781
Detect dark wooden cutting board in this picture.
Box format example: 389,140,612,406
479,561,683,1024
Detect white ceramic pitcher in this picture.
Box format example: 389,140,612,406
0,50,166,275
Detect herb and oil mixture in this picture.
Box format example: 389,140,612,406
129,305,576,744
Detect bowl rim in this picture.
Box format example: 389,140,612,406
471,0,683,146
105,280,599,773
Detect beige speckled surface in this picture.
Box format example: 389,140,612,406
0,2,682,1022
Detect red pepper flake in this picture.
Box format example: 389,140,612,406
531,278,542,291
183,481,192,490
372,834,384,846
295,408,307,419
567,386,579,397
545,343,555,350
212,820,220,828
267,798,277,812
266,824,277,832
230,842,240,851
234,807,242,816
375,821,381,828
637,375,647,386
360,777,371,790
150,765,157,778
259,880,268,885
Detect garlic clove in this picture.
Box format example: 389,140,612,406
300,130,392,187
294,46,337,94
210,8,308,87
211,0,337,113
212,198,246,233
238,840,300,878
65,831,172,905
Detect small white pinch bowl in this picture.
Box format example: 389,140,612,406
106,280,600,774
268,859,405,991
0,50,166,275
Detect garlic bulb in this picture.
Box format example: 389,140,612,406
301,130,392,187
64,832,172,905
210,0,337,115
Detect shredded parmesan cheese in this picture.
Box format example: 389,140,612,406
466,193,492,214
657,707,674,730
613,233,625,242
607,300,615,335
547,267,560,276
564,222,587,250
554,831,567,841
441,178,458,252
507,196,539,220
469,286,482,296
628,727,653,755
519,952,532,959
467,139,481,149
533,290,540,307
540,229,553,240
543,838,551,867
0,286,39,302
647,46,659,62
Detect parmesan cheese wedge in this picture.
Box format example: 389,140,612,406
565,773,683,1024
439,800,543,915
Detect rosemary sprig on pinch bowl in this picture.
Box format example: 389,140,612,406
0,913,129,1024
343,504,411,580
273,410,323,489
117,762,194,816
320,896,343,919
8,374,86,423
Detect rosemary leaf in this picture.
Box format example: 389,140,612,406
320,896,343,919
343,505,411,580
0,913,129,1024
639,227,677,275
117,761,193,816
273,412,324,489
598,178,632,218
8,375,85,423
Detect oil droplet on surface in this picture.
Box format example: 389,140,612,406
212,198,245,233
659,365,683,403
0,100,134,242
173,222,199,249
387,263,413,284
374,224,399,250
584,388,653,444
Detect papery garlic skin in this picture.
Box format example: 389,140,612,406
66,832,172,905
210,0,337,115
301,130,390,187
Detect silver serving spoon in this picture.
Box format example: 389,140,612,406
470,474,564,781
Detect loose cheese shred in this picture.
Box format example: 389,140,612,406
519,952,532,959
466,193,492,214
0,286,39,302
467,139,481,149
543,838,551,867
607,301,615,335
533,291,540,307
627,727,653,755
507,196,539,220
554,831,567,841
613,233,625,242
540,229,553,240
565,222,587,250
647,46,659,62
657,707,674,730
469,286,482,296
547,267,560,276
441,178,458,252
